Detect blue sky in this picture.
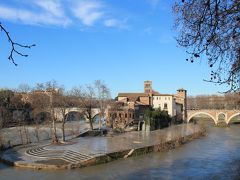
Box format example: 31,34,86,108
0,0,227,97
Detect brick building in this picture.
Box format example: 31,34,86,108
115,81,187,121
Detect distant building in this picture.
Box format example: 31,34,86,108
116,81,187,121
175,88,187,121
106,101,135,128
117,93,151,106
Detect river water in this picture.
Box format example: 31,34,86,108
0,125,239,180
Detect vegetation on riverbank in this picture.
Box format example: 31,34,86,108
144,108,172,130
214,122,230,128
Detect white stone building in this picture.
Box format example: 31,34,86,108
152,94,176,117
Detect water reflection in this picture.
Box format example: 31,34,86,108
0,125,239,180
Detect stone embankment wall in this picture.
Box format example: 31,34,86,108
91,127,206,168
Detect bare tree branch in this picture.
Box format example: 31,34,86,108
0,22,35,66
173,0,240,92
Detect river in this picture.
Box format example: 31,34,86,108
0,124,239,180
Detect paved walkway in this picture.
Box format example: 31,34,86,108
1,124,202,169
0,121,98,148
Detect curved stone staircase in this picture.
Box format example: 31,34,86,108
26,146,93,164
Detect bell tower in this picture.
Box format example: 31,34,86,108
144,81,152,94
176,88,187,122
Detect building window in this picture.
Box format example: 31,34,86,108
130,114,132,118
125,113,127,118
165,97,167,100
119,113,122,118
164,103,168,109
168,97,170,100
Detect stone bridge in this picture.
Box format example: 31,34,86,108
35,107,102,122
187,109,240,124
55,107,102,121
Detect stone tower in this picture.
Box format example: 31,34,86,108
144,81,153,106
144,81,152,94
176,88,187,122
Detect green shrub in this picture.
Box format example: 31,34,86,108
144,108,172,130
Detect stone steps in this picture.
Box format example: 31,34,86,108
26,147,63,158
62,150,93,164
26,147,93,164
26,147,44,156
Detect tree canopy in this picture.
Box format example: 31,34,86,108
174,0,240,92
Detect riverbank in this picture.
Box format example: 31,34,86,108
0,121,96,150
0,124,205,170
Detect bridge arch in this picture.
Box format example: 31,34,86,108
227,113,240,124
188,112,217,124
92,113,100,122
65,111,86,122
93,113,100,119
92,113,107,124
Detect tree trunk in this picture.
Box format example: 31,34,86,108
61,113,67,142
52,119,58,144
18,127,23,144
88,111,94,130
98,114,101,130
89,118,93,130
23,125,29,144
35,127,39,142
62,122,65,142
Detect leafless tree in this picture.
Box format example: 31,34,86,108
71,85,96,130
173,0,240,92
224,92,240,109
44,80,61,144
0,23,35,65
17,83,32,93
29,91,50,142
95,80,111,129
187,96,197,109
71,81,111,130
0,90,14,128
10,93,31,144
30,80,61,144
54,88,70,142
187,92,240,109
